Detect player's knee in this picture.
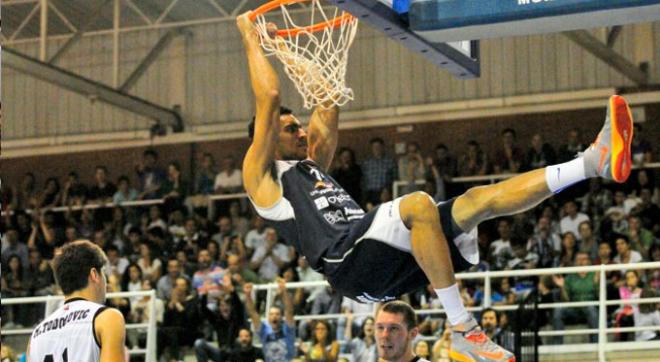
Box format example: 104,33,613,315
401,191,437,222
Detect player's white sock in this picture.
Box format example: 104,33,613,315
545,158,587,193
435,284,469,326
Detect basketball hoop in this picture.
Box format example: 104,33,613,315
249,0,358,109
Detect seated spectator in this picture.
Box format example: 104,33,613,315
557,232,578,267
626,215,654,260
341,296,375,338
489,219,514,270
122,263,144,304
212,216,238,245
13,172,38,210
524,133,556,171
147,205,168,232
159,277,201,360
26,249,55,297
506,243,539,270
580,178,613,221
343,316,377,362
192,249,225,297
493,128,524,174
1,254,29,327
295,255,325,309
194,275,247,362
137,242,162,284
560,200,590,239
106,244,129,277
214,155,243,194
457,140,488,177
432,321,452,362
1,229,29,267
634,288,660,341
194,152,217,196
613,270,644,341
88,166,117,204
228,201,250,238
244,280,296,362
60,171,88,206
136,149,166,199
551,252,599,343
636,188,659,233
220,234,247,266
106,273,130,320
413,340,431,361
245,216,267,258
432,143,457,180
27,211,58,259
614,235,643,268
330,147,363,203
398,142,426,192
631,124,653,165
250,227,294,282
491,277,517,306
227,328,264,362
226,253,261,285
113,175,138,204
557,128,585,163
527,216,559,268
157,259,189,300
300,320,340,362
311,286,343,317
129,279,165,349
578,221,599,261
36,177,61,208
178,217,203,256
161,161,189,207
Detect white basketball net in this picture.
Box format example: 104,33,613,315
254,0,358,109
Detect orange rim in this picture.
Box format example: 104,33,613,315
248,0,356,36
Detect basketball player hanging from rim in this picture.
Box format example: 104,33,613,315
237,2,633,361
27,240,127,362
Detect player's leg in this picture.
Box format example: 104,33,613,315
399,191,515,362
452,95,633,232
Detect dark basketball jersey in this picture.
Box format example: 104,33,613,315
250,159,366,271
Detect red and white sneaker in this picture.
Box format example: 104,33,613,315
450,316,516,362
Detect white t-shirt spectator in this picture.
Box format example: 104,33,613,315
490,239,513,270
245,228,267,251
560,213,590,238
109,257,129,276
250,243,292,281
214,170,243,191
614,250,643,265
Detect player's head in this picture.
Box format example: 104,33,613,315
375,300,418,361
248,106,307,161
52,240,109,303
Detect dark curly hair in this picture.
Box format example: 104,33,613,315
52,240,107,295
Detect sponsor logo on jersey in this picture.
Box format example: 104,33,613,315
327,194,353,204
314,196,330,210
310,188,336,196
323,210,346,224
314,181,334,190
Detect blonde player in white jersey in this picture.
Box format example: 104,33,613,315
27,240,126,362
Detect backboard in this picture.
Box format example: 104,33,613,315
326,0,481,79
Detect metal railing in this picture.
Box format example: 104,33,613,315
251,262,660,362
1,290,158,361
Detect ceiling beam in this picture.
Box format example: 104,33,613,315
4,47,184,132
563,30,648,85
606,26,623,47
48,0,113,64
120,28,185,92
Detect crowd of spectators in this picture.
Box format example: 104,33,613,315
2,125,659,361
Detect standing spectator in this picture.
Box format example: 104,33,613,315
557,129,585,163
551,252,599,343
27,211,57,260
157,259,188,300
113,175,138,204
613,235,643,268
160,277,201,360
331,146,363,203
578,221,600,261
244,280,296,362
13,172,38,210
300,319,340,362
250,228,293,282
194,275,248,362
524,133,556,171
88,166,117,204
361,138,397,206
489,219,514,270
493,128,524,174
162,161,189,208
214,155,243,194
60,171,88,206
344,316,377,362
194,152,217,195
25,249,55,324
457,140,489,177
432,144,457,180
559,200,590,239
397,142,426,192
136,149,166,199
631,124,653,165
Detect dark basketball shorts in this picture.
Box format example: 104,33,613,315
322,197,478,303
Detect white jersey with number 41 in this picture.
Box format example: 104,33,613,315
29,298,106,362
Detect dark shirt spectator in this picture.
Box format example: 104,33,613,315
557,129,586,163
194,153,218,195
1,229,29,267
524,134,557,171
493,128,524,174
37,177,61,208
160,277,201,360
60,171,88,206
631,124,653,165
227,328,264,362
136,149,167,199
26,249,55,296
330,147,363,203
458,140,489,176
88,166,117,203
361,138,397,205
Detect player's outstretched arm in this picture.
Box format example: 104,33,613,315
237,12,282,208
308,103,339,171
95,308,127,362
